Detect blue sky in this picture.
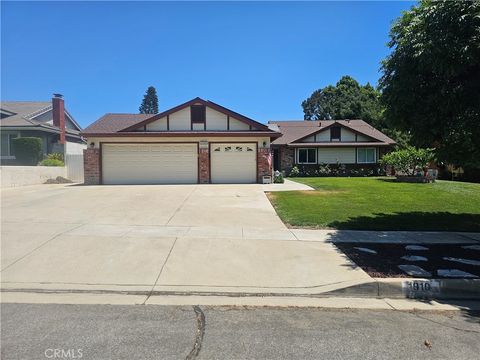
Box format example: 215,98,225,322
1,1,414,127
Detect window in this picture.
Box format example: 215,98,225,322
357,148,376,163
297,148,316,164
1,133,18,157
191,105,206,123
330,127,341,141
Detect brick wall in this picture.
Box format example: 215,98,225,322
83,148,100,185
257,147,272,183
198,148,210,184
280,147,295,174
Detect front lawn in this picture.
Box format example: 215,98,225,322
268,177,480,231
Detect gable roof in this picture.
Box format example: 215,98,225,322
119,97,270,132
82,97,280,137
269,120,395,145
0,101,82,133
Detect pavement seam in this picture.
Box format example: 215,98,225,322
185,305,205,360
407,312,480,334
165,186,198,226
142,237,178,305
0,223,85,272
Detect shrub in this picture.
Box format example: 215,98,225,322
11,137,42,165
289,166,300,177
39,158,64,167
47,152,64,162
381,146,435,176
273,171,284,183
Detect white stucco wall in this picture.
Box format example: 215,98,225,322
65,141,87,155
1,166,66,188
168,108,191,130
206,108,228,130
146,116,168,131
229,118,250,130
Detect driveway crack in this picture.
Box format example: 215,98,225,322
142,237,178,304
166,186,197,225
186,305,205,360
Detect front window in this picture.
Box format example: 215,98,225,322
1,133,18,157
297,148,316,164
357,148,376,163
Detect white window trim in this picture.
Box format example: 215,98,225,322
296,148,317,164
357,147,376,164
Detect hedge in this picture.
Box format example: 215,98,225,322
11,137,42,165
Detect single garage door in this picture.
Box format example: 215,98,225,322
210,143,256,183
102,143,198,184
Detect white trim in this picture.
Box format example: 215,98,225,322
357,147,376,164
296,148,317,164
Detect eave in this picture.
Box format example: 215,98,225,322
81,131,282,139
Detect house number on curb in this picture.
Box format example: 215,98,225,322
402,280,440,298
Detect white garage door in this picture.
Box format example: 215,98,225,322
102,143,198,184
210,143,256,184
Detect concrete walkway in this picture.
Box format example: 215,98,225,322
1,182,479,305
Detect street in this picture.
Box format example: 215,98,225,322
1,303,479,360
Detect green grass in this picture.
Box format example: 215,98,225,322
268,177,480,231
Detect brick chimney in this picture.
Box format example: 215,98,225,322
52,93,66,144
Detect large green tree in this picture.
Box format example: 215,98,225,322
139,86,159,114
379,0,480,168
302,76,384,128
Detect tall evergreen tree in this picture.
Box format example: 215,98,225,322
139,86,159,114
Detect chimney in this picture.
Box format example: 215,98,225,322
52,93,66,144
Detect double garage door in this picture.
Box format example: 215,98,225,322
101,143,256,185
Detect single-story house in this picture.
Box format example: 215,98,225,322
81,97,281,185
268,120,396,174
0,94,85,164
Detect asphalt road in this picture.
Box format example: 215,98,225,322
1,303,479,360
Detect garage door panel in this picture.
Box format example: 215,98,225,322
102,144,198,185
210,143,256,184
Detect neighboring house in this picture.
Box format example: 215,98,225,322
81,97,281,185
268,120,396,174
0,94,85,164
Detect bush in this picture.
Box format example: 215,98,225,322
273,171,284,183
11,137,42,165
381,146,435,176
289,166,300,177
46,152,64,161
39,158,64,167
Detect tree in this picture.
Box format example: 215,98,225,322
301,76,384,128
139,86,159,114
379,1,480,169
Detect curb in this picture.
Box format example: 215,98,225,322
2,278,479,300
325,278,480,300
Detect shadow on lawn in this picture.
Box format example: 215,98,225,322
329,212,480,232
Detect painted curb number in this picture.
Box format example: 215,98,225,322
403,280,440,298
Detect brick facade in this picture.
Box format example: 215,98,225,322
83,148,100,185
198,148,210,184
279,146,295,174
257,147,272,183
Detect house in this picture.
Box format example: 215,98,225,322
81,97,281,185
0,94,85,164
268,120,395,174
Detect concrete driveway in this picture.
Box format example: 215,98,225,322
1,183,371,298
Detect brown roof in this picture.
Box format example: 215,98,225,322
82,113,152,134
82,97,280,137
269,120,395,146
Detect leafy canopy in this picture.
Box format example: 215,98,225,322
379,0,480,168
301,75,384,128
139,86,159,114
381,146,435,176
12,137,42,165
